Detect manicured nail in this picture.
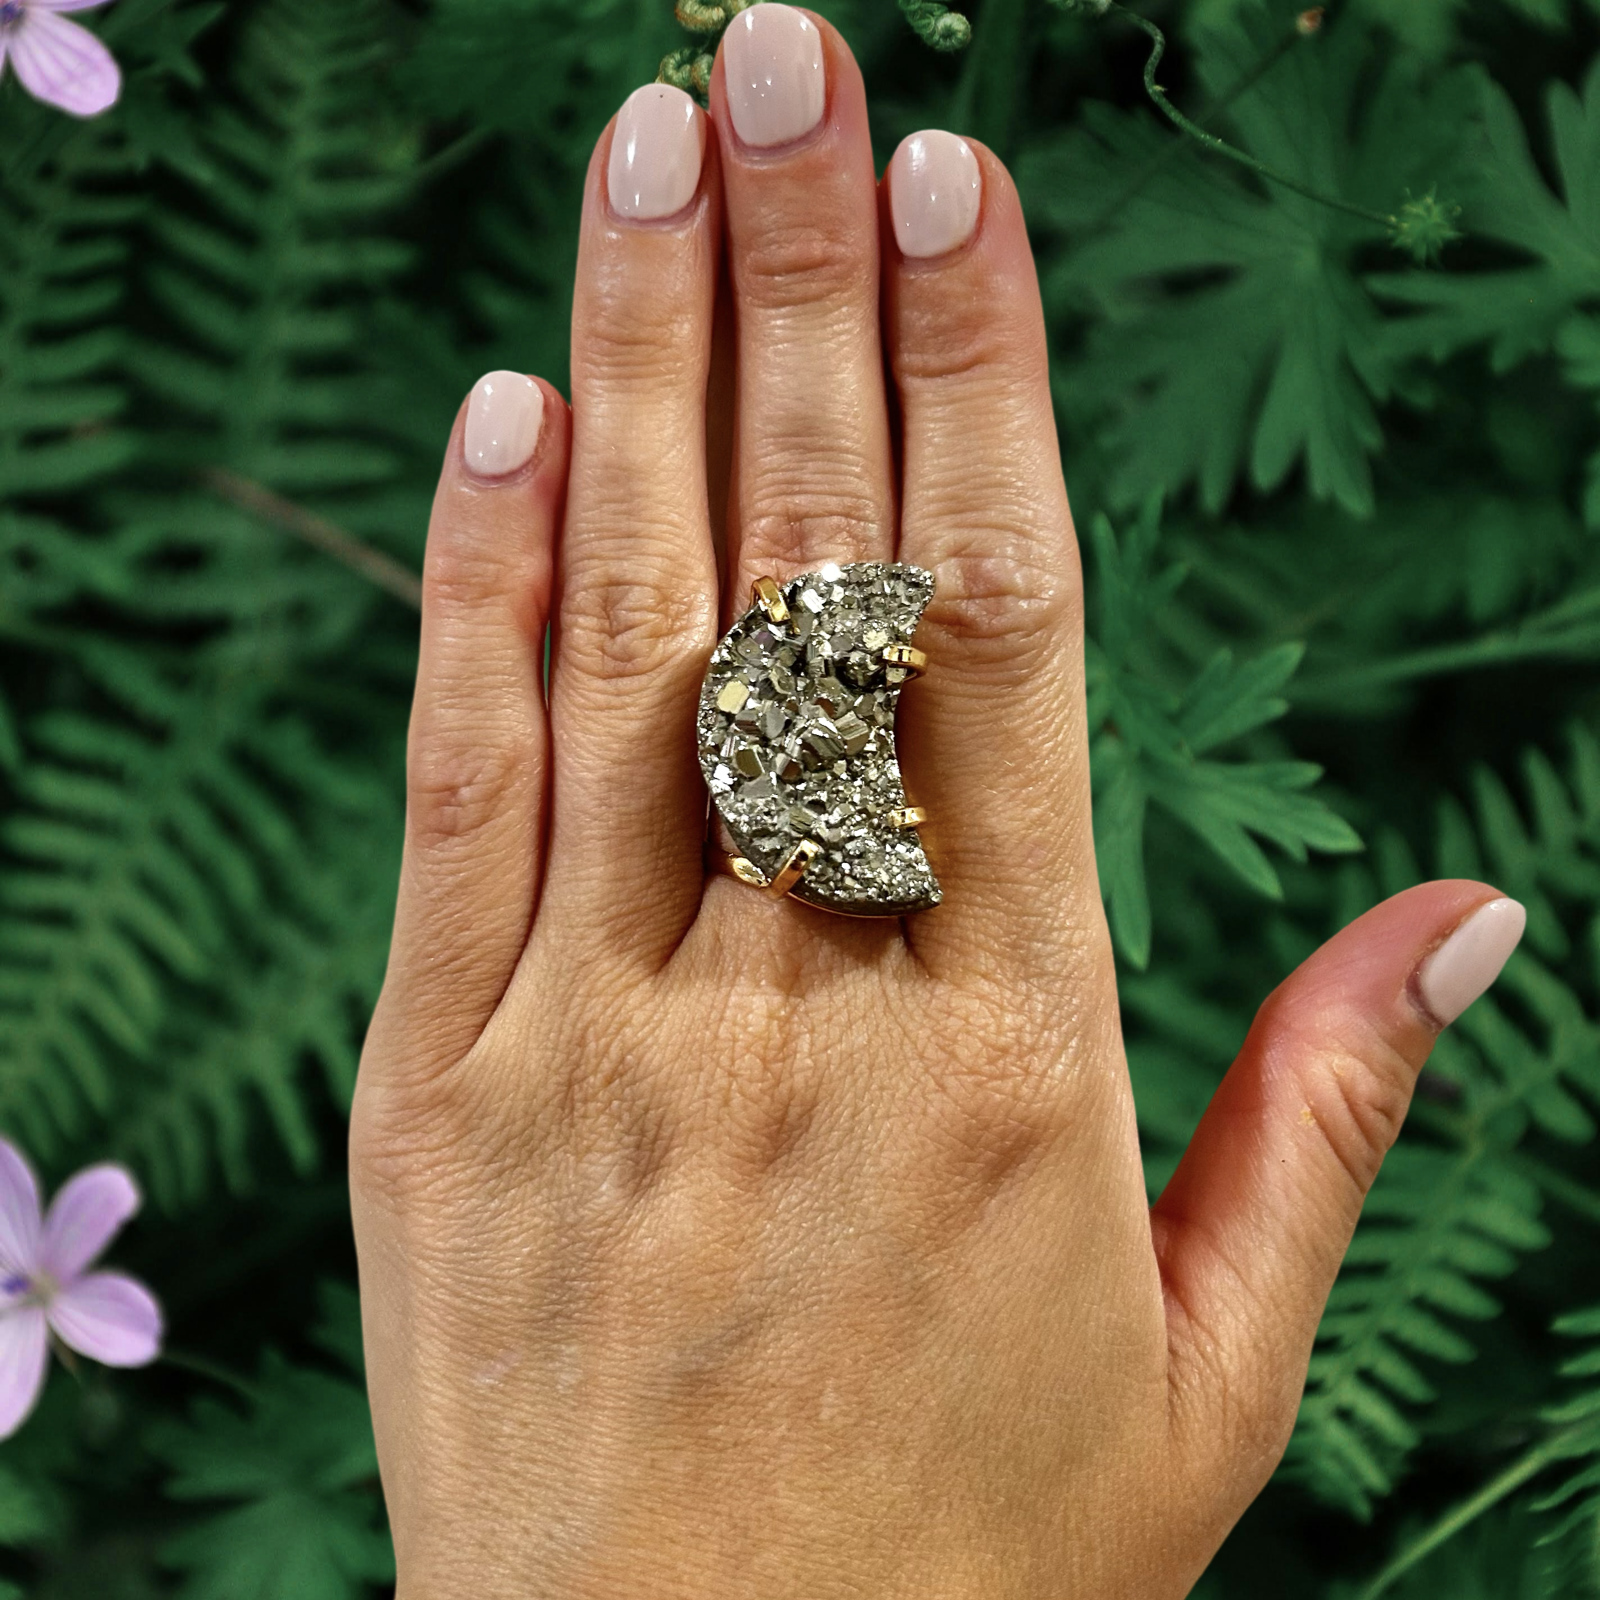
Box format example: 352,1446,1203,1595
464,371,543,479
609,84,706,221
889,130,982,259
1417,897,1526,1025
723,4,825,149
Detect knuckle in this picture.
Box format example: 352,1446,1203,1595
576,256,707,390
407,726,536,854
736,214,873,311
1215,1357,1303,1482
1259,999,1417,1196
1169,1258,1303,1494
425,529,543,613
897,300,1048,391
561,550,717,684
544,1040,683,1212
1195,1373,1301,1506
1313,1049,1411,1195
716,1037,824,1185
578,306,704,388
919,535,1083,667
349,1042,512,1214
738,491,889,571
911,984,1082,1177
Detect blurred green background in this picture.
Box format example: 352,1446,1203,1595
3,0,1600,1593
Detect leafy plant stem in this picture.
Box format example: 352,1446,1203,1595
1296,586,1600,700
1083,8,1314,236
413,126,496,186
160,1350,262,1404
1513,1154,1600,1229
200,469,423,610
1108,2,1394,233
1354,1426,1581,1598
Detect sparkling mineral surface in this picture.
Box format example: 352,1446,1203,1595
697,561,941,915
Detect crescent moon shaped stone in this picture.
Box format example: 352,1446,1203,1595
697,560,941,916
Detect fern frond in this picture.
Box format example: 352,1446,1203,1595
0,124,138,509
1353,1308,1600,1598
0,663,395,1198
1532,1307,1600,1579
134,0,417,526
1291,1145,1549,1514
110,781,399,1211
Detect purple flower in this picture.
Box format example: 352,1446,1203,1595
0,0,120,118
0,1138,161,1438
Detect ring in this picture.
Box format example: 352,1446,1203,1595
696,560,941,917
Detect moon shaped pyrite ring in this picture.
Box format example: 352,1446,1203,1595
696,560,941,917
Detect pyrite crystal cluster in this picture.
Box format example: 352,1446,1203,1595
697,561,941,916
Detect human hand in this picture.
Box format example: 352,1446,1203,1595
348,11,1526,1595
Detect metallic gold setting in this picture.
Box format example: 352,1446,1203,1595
887,806,928,830
766,837,820,898
728,856,769,887
881,643,927,678
752,575,790,625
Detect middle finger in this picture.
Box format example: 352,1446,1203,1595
711,5,897,611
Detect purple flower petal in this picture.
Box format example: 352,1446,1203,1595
39,1163,139,1281
29,2,118,11
48,1270,161,1367
0,1142,41,1282
0,1307,49,1440
9,11,119,117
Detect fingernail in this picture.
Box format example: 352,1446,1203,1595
1417,897,1526,1025
723,4,825,149
464,371,543,479
889,130,982,259
609,84,706,221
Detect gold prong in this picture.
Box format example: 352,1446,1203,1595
882,643,927,676
767,838,820,898
752,576,790,625
888,806,927,830
729,856,770,887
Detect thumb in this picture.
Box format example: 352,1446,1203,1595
1150,881,1527,1480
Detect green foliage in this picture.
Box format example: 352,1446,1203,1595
1373,58,1600,377
0,0,414,1209
1380,1504,1573,1600
1534,1306,1600,1578
1021,5,1482,517
1088,497,1360,967
1282,732,1600,1515
151,1286,392,1600
2,0,1600,1595
899,0,973,51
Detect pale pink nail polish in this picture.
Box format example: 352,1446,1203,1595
464,371,543,479
889,130,982,259
609,84,706,221
723,4,825,149
1416,897,1526,1025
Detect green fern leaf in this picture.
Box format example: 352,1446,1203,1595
1531,1308,1600,1561
0,662,398,1206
